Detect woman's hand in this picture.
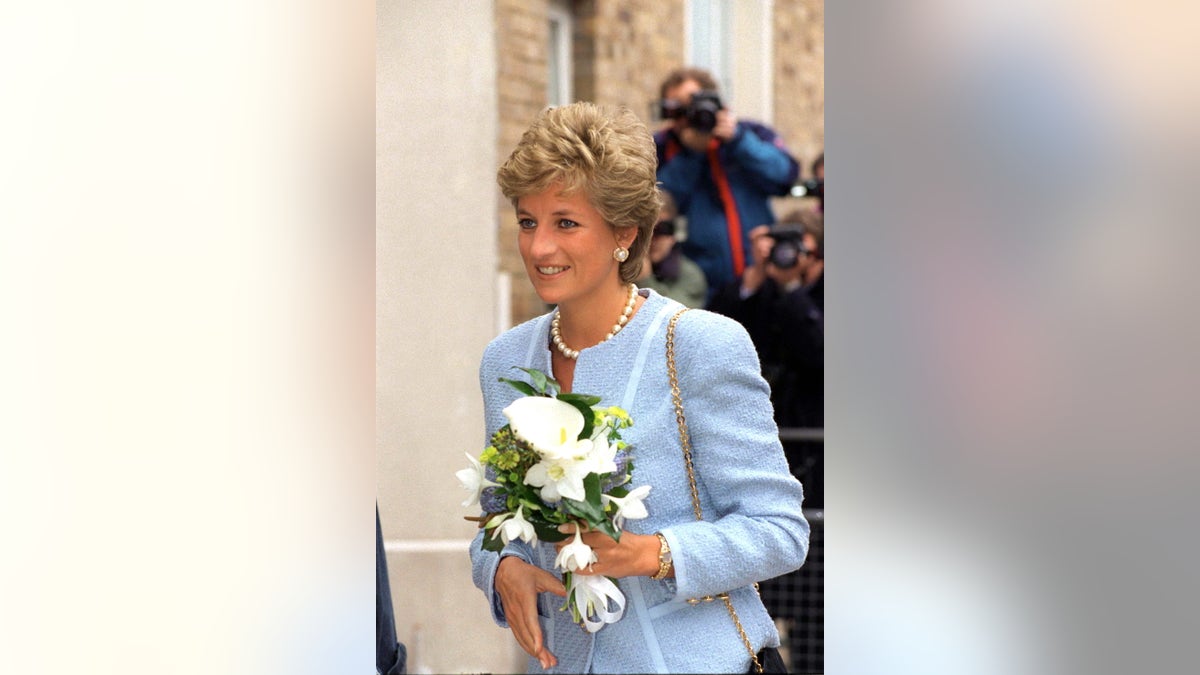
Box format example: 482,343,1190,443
495,556,566,670
555,523,662,579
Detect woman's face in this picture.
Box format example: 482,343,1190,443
516,182,632,310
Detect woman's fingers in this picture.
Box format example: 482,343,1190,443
572,531,658,579
556,521,588,535
495,557,559,666
495,557,564,668
534,565,567,597
550,526,658,578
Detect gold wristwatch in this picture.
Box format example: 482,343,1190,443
651,532,673,580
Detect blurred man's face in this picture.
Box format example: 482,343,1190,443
664,78,703,131
649,232,675,263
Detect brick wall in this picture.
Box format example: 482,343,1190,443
774,0,825,179
495,0,553,324
574,0,684,115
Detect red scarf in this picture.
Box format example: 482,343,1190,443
664,136,745,278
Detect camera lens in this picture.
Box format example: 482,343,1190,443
685,91,722,133
769,240,800,269
690,110,717,133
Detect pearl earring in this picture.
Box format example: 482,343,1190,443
613,246,630,262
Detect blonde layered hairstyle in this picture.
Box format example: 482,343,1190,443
497,102,661,284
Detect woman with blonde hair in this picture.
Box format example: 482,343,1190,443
469,101,808,674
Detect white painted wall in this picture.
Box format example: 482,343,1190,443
377,2,524,672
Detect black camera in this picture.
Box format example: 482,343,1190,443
659,90,724,133
789,178,824,200
766,227,806,269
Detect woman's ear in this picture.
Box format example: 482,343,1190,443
616,227,638,250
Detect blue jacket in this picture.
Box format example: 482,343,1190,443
655,122,800,297
470,289,809,673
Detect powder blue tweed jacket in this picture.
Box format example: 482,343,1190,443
470,289,809,674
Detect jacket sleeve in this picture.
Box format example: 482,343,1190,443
468,339,538,627
723,124,800,196
470,530,536,627
655,136,707,213
658,311,809,600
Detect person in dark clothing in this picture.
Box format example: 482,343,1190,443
377,507,406,675
707,224,823,431
779,208,824,314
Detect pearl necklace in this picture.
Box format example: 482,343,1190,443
551,284,638,360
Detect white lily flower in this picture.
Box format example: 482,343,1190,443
455,453,500,508
584,427,618,475
554,528,597,573
503,396,589,460
602,485,652,529
568,574,627,633
524,456,590,503
488,505,538,546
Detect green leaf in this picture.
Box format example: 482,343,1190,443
498,378,537,397
584,472,602,505
561,497,602,524
531,520,570,542
595,518,621,542
556,394,598,440
557,393,601,407
480,530,504,553
561,475,605,524
505,367,561,396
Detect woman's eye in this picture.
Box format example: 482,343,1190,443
558,219,579,229
517,218,536,230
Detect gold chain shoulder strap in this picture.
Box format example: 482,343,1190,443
665,308,763,674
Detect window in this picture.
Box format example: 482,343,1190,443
547,2,573,106
686,0,733,100
686,0,774,123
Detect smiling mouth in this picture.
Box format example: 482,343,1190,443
537,266,569,274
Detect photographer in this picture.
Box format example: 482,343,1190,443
638,192,708,308
782,207,823,313
707,224,823,431
655,67,801,300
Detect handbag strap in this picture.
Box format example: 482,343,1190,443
665,308,764,674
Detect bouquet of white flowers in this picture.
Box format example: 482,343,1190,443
458,367,651,633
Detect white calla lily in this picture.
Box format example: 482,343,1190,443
503,396,588,459
455,453,500,508
601,485,652,529
487,505,538,545
567,574,627,633
554,528,598,572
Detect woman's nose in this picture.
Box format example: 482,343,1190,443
528,225,556,258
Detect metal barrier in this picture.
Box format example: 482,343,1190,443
778,428,825,443
766,428,823,674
